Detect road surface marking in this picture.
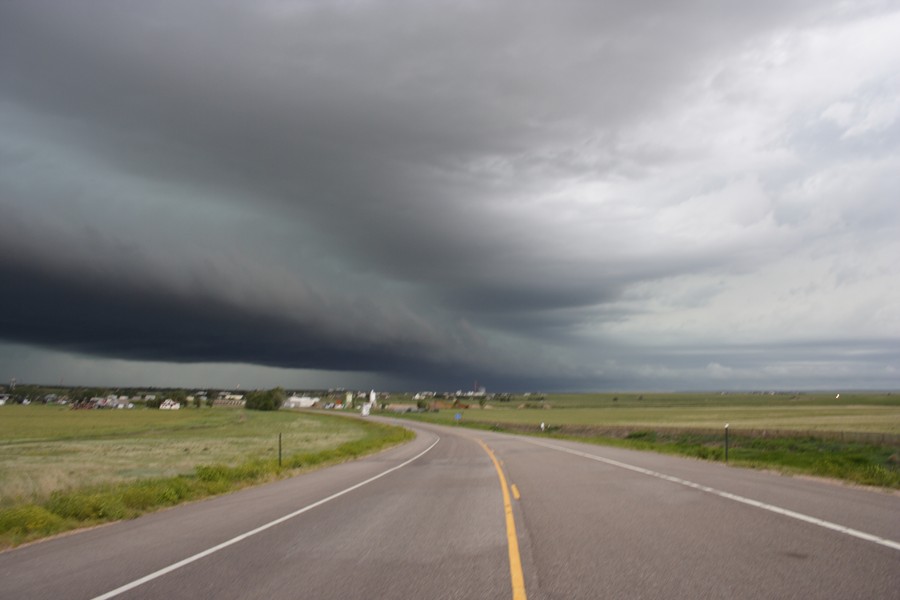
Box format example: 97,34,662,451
478,440,528,600
91,437,441,600
511,484,521,500
525,438,900,552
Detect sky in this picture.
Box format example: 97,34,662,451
1,1,899,392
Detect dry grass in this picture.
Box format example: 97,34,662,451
411,394,900,434
0,406,364,505
0,406,414,548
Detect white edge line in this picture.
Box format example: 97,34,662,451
92,437,440,600
524,438,900,552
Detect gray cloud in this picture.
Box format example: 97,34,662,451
1,1,898,390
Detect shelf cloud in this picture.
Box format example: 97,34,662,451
2,1,898,390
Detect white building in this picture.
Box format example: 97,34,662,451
284,395,320,409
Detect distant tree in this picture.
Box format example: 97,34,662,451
170,390,188,406
13,385,38,403
245,387,285,411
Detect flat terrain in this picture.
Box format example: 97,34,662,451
1,419,897,599
398,392,900,488
0,406,369,504
405,392,900,433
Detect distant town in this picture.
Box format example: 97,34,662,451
0,380,537,412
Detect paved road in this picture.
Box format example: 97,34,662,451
1,419,897,599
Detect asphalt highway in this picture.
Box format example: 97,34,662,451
1,419,897,599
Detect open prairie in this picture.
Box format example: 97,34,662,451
0,405,413,548
0,405,369,504
410,392,900,434
397,392,900,488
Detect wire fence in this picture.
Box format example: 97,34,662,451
493,422,900,447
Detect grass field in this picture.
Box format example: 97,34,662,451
0,405,412,548
0,405,367,503
403,392,900,433
395,391,900,488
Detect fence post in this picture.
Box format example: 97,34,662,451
279,433,282,467
725,424,729,463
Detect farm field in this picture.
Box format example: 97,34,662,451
0,405,368,504
404,392,900,434
395,391,900,488
0,405,412,548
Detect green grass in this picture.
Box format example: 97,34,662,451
0,406,367,501
401,391,900,433
0,406,412,548
395,391,900,488
431,405,900,432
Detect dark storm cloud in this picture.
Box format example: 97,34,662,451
4,265,353,371
1,1,898,390
0,245,489,387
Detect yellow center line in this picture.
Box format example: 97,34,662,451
477,440,527,600
511,484,521,500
